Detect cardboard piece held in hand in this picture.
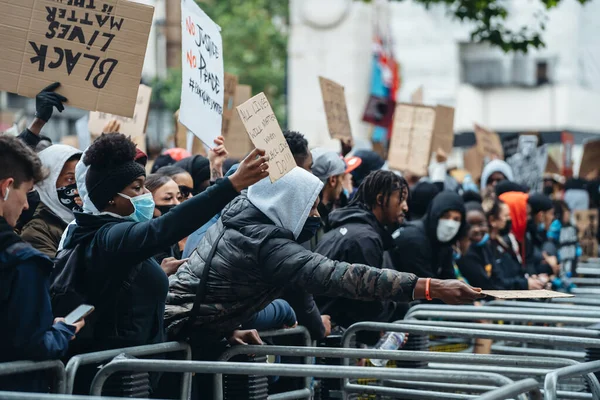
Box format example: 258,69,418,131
236,92,296,183
481,290,574,299
224,84,254,159
0,0,154,117
387,103,454,176
221,73,239,137
319,76,352,139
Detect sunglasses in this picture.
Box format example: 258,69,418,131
178,185,194,198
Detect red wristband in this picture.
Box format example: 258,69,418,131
425,278,432,301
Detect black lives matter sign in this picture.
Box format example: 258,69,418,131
0,0,154,117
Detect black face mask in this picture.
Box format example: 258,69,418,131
156,204,177,217
57,183,82,213
17,190,40,228
499,220,512,237
296,216,322,243
543,186,553,196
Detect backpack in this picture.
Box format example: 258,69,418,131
50,242,143,345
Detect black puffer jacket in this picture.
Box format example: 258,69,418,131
314,204,396,326
385,191,465,279
165,196,419,338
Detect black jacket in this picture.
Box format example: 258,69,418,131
385,191,465,279
457,243,505,290
314,204,396,327
525,221,553,275
61,179,238,351
165,197,418,338
490,237,528,290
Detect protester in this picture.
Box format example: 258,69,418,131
480,160,514,198
564,178,590,212
166,167,483,344
311,149,347,236
386,191,466,280
407,181,440,221
495,180,527,198
150,148,192,174
350,150,385,189
17,83,66,150
156,166,195,201
543,173,565,199
54,133,269,355
283,130,313,171
457,202,506,290
20,145,82,258
485,198,543,290
0,136,83,392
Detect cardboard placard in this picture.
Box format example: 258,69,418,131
387,103,454,176
236,92,296,182
0,0,154,117
88,84,152,145
545,155,560,174
411,86,423,104
579,139,600,179
474,124,504,161
507,135,547,193
561,131,574,178
463,146,483,181
224,84,253,160
574,209,599,260
221,73,238,137
179,0,224,147
501,133,520,160
319,76,352,139
481,290,574,299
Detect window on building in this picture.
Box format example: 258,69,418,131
536,61,550,85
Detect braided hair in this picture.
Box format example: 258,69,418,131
349,170,409,209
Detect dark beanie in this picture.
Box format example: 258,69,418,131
495,180,527,197
175,155,210,193
151,154,176,173
351,150,385,187
86,161,145,211
528,193,553,215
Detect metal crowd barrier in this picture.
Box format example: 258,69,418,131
0,360,66,394
475,378,542,400
545,360,600,400
87,359,520,400
64,341,191,398
0,393,168,400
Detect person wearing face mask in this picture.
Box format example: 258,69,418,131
480,160,514,199
314,171,411,330
56,133,269,355
485,199,542,290
527,193,560,276
386,191,466,280
0,136,84,392
21,144,82,258
456,202,506,290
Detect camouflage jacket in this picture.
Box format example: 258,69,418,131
165,196,419,338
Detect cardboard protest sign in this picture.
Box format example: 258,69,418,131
561,132,574,178
88,84,152,147
574,209,599,260
179,0,223,147
0,0,154,117
387,104,436,176
463,124,503,180
506,135,547,193
501,133,520,160
411,86,423,104
221,73,238,137
579,139,600,179
463,146,483,181
387,103,454,176
545,155,560,175
481,290,574,299
236,92,296,182
224,84,253,159
319,76,352,139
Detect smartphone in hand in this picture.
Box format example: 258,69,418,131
64,304,95,325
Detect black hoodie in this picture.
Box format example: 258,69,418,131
385,191,466,279
314,204,396,330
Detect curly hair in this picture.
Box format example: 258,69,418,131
349,170,409,209
283,130,309,162
84,133,137,169
0,135,47,186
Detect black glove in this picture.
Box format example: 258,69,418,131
35,82,68,122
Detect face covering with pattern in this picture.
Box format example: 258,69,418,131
436,219,461,243
57,183,82,213
118,192,155,223
297,216,322,243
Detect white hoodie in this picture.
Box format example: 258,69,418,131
247,167,323,239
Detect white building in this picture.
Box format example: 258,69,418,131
288,0,600,171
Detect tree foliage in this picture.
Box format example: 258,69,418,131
364,0,591,52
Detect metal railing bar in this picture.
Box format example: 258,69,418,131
0,360,65,394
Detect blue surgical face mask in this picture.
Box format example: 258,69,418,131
343,188,350,199
453,250,462,261
538,222,546,233
297,216,322,243
118,192,155,223
475,233,490,247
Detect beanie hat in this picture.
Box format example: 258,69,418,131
151,154,176,173
351,150,385,186
175,155,211,193
528,193,553,215
495,180,527,197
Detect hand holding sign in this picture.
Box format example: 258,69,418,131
229,148,270,192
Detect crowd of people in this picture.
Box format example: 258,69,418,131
0,83,595,397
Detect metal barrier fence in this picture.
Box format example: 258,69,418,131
0,360,66,394
0,392,168,400
545,360,600,400
64,341,191,399
475,378,542,400
87,359,520,400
